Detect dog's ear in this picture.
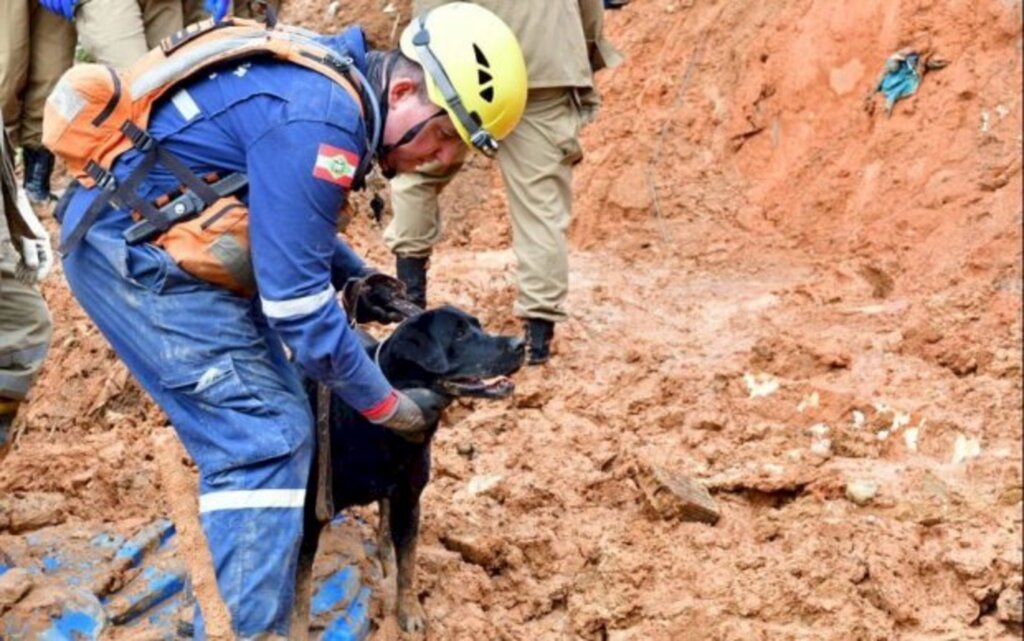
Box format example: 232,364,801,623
391,316,450,375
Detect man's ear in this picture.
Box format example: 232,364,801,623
388,77,420,109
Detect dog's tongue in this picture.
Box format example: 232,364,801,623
442,376,515,399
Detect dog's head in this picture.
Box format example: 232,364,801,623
378,305,525,399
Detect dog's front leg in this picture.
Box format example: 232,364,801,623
390,490,426,633
378,498,397,579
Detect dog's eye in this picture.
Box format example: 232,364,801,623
454,324,469,341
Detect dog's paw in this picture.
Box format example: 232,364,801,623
398,597,427,634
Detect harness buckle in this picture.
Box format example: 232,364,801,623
85,161,118,192
121,121,155,152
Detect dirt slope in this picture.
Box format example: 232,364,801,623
2,0,1022,639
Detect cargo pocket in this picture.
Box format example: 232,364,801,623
160,355,295,474
124,242,170,293
559,92,585,166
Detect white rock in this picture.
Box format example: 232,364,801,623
845,480,879,506
466,474,504,497
952,434,982,464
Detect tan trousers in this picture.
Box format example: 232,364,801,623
76,0,183,69
384,88,582,322
182,0,285,26
0,276,52,401
0,1,76,148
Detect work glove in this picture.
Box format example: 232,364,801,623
15,236,54,285
371,388,447,443
39,0,77,20
341,272,418,325
204,0,230,21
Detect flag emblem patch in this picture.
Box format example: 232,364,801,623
313,143,359,187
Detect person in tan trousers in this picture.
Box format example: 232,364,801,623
0,1,77,203
384,0,621,365
75,0,184,69
181,0,283,26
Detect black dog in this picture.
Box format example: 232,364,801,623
298,305,524,634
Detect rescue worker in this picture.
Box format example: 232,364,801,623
384,0,622,365
54,4,526,635
40,0,184,69
0,1,76,203
0,114,54,460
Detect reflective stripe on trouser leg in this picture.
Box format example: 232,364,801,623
62,220,313,637
496,88,580,323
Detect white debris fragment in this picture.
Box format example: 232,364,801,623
810,439,832,456
466,474,504,496
327,1,340,16
762,463,785,476
981,109,991,133
904,427,919,452
891,412,911,432
952,435,982,465
873,401,891,414
808,423,830,438
797,392,820,413
846,480,879,506
877,430,890,441
853,410,865,428
996,104,1010,119
744,373,779,398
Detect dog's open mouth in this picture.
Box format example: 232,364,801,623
441,375,515,399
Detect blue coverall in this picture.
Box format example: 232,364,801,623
59,27,394,637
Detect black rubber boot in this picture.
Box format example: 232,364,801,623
524,319,554,365
0,399,19,460
22,146,56,204
395,256,429,309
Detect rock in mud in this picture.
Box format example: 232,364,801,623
997,582,1023,624
637,463,720,525
845,480,879,506
3,492,67,533
440,533,506,572
0,568,34,613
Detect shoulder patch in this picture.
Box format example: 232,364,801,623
313,143,359,188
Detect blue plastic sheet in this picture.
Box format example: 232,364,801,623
0,520,372,640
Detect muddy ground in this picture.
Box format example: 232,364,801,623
2,0,1022,639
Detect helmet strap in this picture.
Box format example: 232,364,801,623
411,14,499,157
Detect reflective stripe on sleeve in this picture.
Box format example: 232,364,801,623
260,286,335,320
198,489,306,513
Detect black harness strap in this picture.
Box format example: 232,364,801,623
58,151,160,256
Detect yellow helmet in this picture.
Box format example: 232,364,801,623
400,3,527,156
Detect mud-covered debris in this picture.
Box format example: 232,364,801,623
687,412,728,432
637,463,720,524
440,533,506,572
0,568,34,613
997,581,1023,624
465,474,504,499
4,492,66,533
845,480,879,506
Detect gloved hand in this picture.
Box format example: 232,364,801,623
39,0,77,20
371,388,448,443
341,272,418,325
204,0,230,21
15,236,54,285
